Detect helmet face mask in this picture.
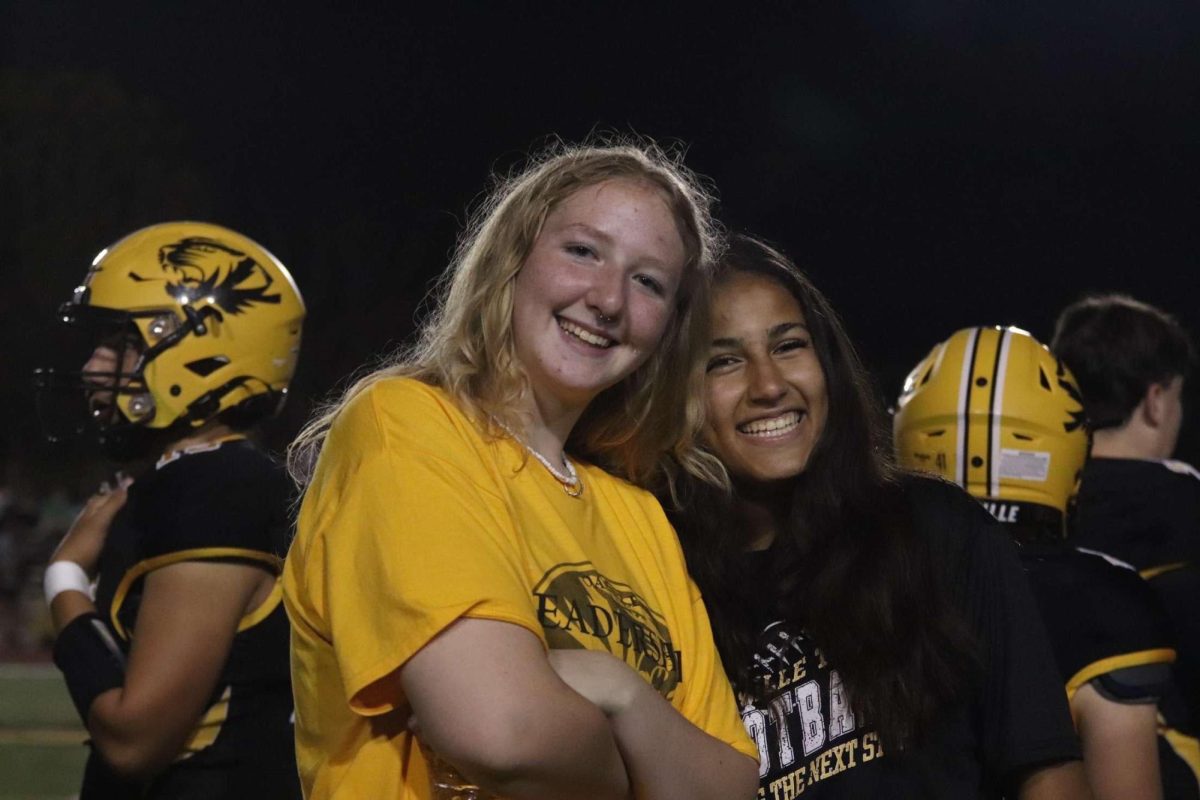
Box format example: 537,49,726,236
34,222,305,461
894,326,1089,540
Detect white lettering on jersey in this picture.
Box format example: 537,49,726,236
795,679,827,756
769,691,798,769
742,706,771,778
827,669,856,739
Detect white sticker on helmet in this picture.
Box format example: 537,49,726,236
998,449,1051,482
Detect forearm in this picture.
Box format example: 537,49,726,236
50,588,98,633
451,697,631,800
51,596,173,777
608,688,757,800
405,619,633,800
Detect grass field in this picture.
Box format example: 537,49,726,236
0,663,87,800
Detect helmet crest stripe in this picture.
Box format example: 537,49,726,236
956,327,982,487
988,328,1014,497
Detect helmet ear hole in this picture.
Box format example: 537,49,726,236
186,356,231,377
1038,366,1051,391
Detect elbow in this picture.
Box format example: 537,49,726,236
432,701,620,794
91,730,177,781
438,717,576,781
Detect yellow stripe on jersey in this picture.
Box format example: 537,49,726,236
175,684,232,759
1160,718,1200,786
1065,647,1178,702
238,578,283,632
110,548,284,639
1141,562,1189,580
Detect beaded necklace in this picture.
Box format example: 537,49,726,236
495,420,583,497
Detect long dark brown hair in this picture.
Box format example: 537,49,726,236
667,234,977,750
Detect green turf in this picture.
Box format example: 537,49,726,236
0,743,88,799
0,664,87,798
0,665,81,728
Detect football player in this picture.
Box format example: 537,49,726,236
35,222,304,798
896,325,1199,799
1053,295,1200,732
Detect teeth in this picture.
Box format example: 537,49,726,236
739,412,802,437
559,318,614,348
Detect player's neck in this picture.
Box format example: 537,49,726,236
1091,426,1171,460
163,422,241,458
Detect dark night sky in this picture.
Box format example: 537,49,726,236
3,0,1199,477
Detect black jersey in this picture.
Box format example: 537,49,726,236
1073,458,1200,571
737,478,1079,799
1019,542,1200,798
1072,456,1200,791
83,439,300,799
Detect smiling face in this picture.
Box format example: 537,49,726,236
703,272,829,484
511,178,687,417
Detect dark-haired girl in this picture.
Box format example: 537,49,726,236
666,234,1090,799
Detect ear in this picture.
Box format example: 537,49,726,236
1143,381,1169,428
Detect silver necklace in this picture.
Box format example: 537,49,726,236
494,420,583,497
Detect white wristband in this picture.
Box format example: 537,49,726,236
44,561,95,606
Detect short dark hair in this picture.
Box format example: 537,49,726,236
1052,294,1195,429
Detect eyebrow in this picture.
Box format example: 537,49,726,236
562,222,674,272
562,223,613,243
711,321,809,349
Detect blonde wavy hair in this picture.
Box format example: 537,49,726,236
288,136,725,491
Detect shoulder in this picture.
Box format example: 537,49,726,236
1159,458,1200,483
332,377,465,441
324,377,486,466
1059,549,1176,675
899,472,997,536
1071,548,1167,614
307,377,504,511
1085,456,1200,489
139,441,289,558
898,472,1024,585
153,439,288,498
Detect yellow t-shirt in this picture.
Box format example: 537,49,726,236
283,377,756,798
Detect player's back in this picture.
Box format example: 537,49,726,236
1073,457,1200,732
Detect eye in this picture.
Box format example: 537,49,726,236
565,242,597,259
775,337,810,354
705,354,740,373
634,274,666,297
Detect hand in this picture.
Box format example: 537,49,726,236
547,649,649,718
51,475,133,576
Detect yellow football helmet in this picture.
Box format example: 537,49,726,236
35,222,304,458
893,326,1088,535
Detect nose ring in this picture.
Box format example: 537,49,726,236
596,312,616,325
